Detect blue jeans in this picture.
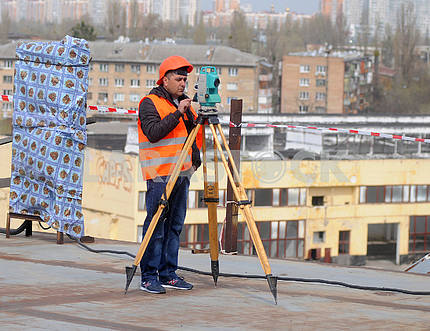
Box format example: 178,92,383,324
140,175,190,282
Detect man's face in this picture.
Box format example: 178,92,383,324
163,73,187,99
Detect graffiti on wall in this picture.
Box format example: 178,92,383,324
95,153,133,193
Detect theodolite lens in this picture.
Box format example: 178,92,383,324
214,78,220,87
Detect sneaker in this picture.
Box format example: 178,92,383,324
140,280,166,294
161,277,193,290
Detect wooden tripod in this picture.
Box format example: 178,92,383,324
125,112,278,303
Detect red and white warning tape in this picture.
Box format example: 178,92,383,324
87,105,137,115
230,122,430,144
2,94,430,144
1,95,138,115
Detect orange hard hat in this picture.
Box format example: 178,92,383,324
157,55,193,85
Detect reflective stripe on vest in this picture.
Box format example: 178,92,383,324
140,154,191,168
138,136,187,149
138,94,196,180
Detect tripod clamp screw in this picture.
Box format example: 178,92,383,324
158,199,169,207
235,200,252,206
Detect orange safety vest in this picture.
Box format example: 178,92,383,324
137,94,202,180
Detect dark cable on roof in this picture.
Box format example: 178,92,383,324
0,221,31,235
67,235,430,296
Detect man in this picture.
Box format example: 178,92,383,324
137,55,202,294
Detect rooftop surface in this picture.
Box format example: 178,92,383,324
1,231,430,330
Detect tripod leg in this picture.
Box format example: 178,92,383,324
202,131,220,286
125,124,202,294
208,123,278,304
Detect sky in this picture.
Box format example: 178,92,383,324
201,0,320,14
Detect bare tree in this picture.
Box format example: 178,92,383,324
393,1,420,84
106,0,124,40
228,10,252,52
0,10,11,43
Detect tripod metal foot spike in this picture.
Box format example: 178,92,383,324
266,274,278,304
211,260,219,286
124,265,137,294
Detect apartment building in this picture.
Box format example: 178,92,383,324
0,0,198,26
0,41,271,115
281,50,373,114
203,8,312,29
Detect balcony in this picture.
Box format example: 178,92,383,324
259,73,273,81
258,89,272,97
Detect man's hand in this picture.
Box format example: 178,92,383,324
178,98,191,114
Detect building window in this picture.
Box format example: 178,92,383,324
299,78,310,87
3,60,13,68
2,103,12,111
280,188,306,206
300,65,310,73
147,64,156,73
385,185,403,203
299,91,309,100
115,64,125,72
315,106,326,113
217,67,222,75
3,75,12,83
98,92,108,102
99,78,108,86
180,223,217,250
115,78,124,87
339,231,350,254
89,63,94,71
130,94,140,102
299,105,309,113
131,79,140,87
228,67,238,76
227,97,237,105
316,92,326,101
254,189,273,206
226,83,238,91
313,231,325,243
99,63,109,72
360,185,430,203
131,64,141,73
316,65,327,75
312,196,324,206
113,93,124,102
87,92,92,100
146,80,156,88
88,78,93,86
238,220,305,258
316,79,326,86
409,216,430,253
188,190,205,208
138,191,146,211
3,89,12,96
362,186,385,203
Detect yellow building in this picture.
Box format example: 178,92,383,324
2,144,429,266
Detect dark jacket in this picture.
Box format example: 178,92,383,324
138,85,201,170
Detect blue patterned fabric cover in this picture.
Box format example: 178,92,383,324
9,36,90,237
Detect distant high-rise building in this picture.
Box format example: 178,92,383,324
343,0,430,40
321,0,344,23
215,0,239,12
0,0,198,26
